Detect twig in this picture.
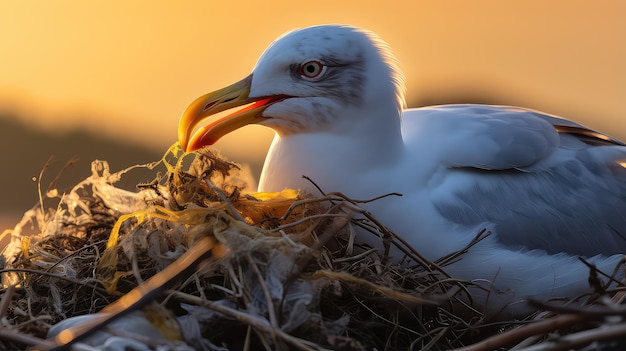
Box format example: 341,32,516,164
513,321,626,351
309,270,438,304
268,214,348,233
0,269,106,294
246,253,280,344
451,314,588,351
527,300,626,317
434,229,491,267
0,285,16,319
346,289,422,337
578,256,626,289
204,178,246,222
171,291,331,351
32,237,223,351
333,248,380,263
0,328,57,350
301,175,403,203
0,313,98,351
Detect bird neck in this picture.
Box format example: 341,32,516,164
329,101,405,162
258,107,405,194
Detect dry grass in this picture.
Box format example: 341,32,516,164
0,145,625,351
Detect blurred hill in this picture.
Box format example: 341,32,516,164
0,113,163,230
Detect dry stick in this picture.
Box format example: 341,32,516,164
203,178,246,222
129,246,145,285
332,248,380,263
509,312,562,350
36,155,56,219
252,328,276,351
0,286,49,348
302,175,403,205
277,229,303,247
434,229,491,267
417,326,450,351
313,188,407,257
272,181,421,269
268,214,348,232
0,269,107,295
32,237,222,351
171,291,331,351
323,189,456,280
524,272,626,318
355,204,477,299
220,203,345,348
278,209,351,316
346,289,422,337
578,256,626,289
513,322,626,351
0,284,15,319
0,329,58,351
268,194,375,252
311,270,437,304
225,264,245,298
275,196,345,221
299,177,474,303
243,326,253,351
275,178,492,346
43,241,105,274
527,300,626,317
246,253,280,345
300,175,410,259
0,290,99,351
451,314,588,351
513,277,626,349
435,306,484,344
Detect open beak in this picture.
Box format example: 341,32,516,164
178,74,287,152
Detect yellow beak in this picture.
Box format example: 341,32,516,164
178,74,287,152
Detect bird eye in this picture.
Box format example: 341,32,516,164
299,60,325,79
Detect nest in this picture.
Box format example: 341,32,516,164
1,145,626,351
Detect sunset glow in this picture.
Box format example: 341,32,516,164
1,1,624,150
0,0,624,224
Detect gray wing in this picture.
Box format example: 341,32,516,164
424,105,626,257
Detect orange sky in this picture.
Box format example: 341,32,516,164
1,0,624,167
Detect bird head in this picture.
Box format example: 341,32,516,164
178,24,406,152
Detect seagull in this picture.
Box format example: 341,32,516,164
178,24,626,317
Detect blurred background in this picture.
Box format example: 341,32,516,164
1,0,624,230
